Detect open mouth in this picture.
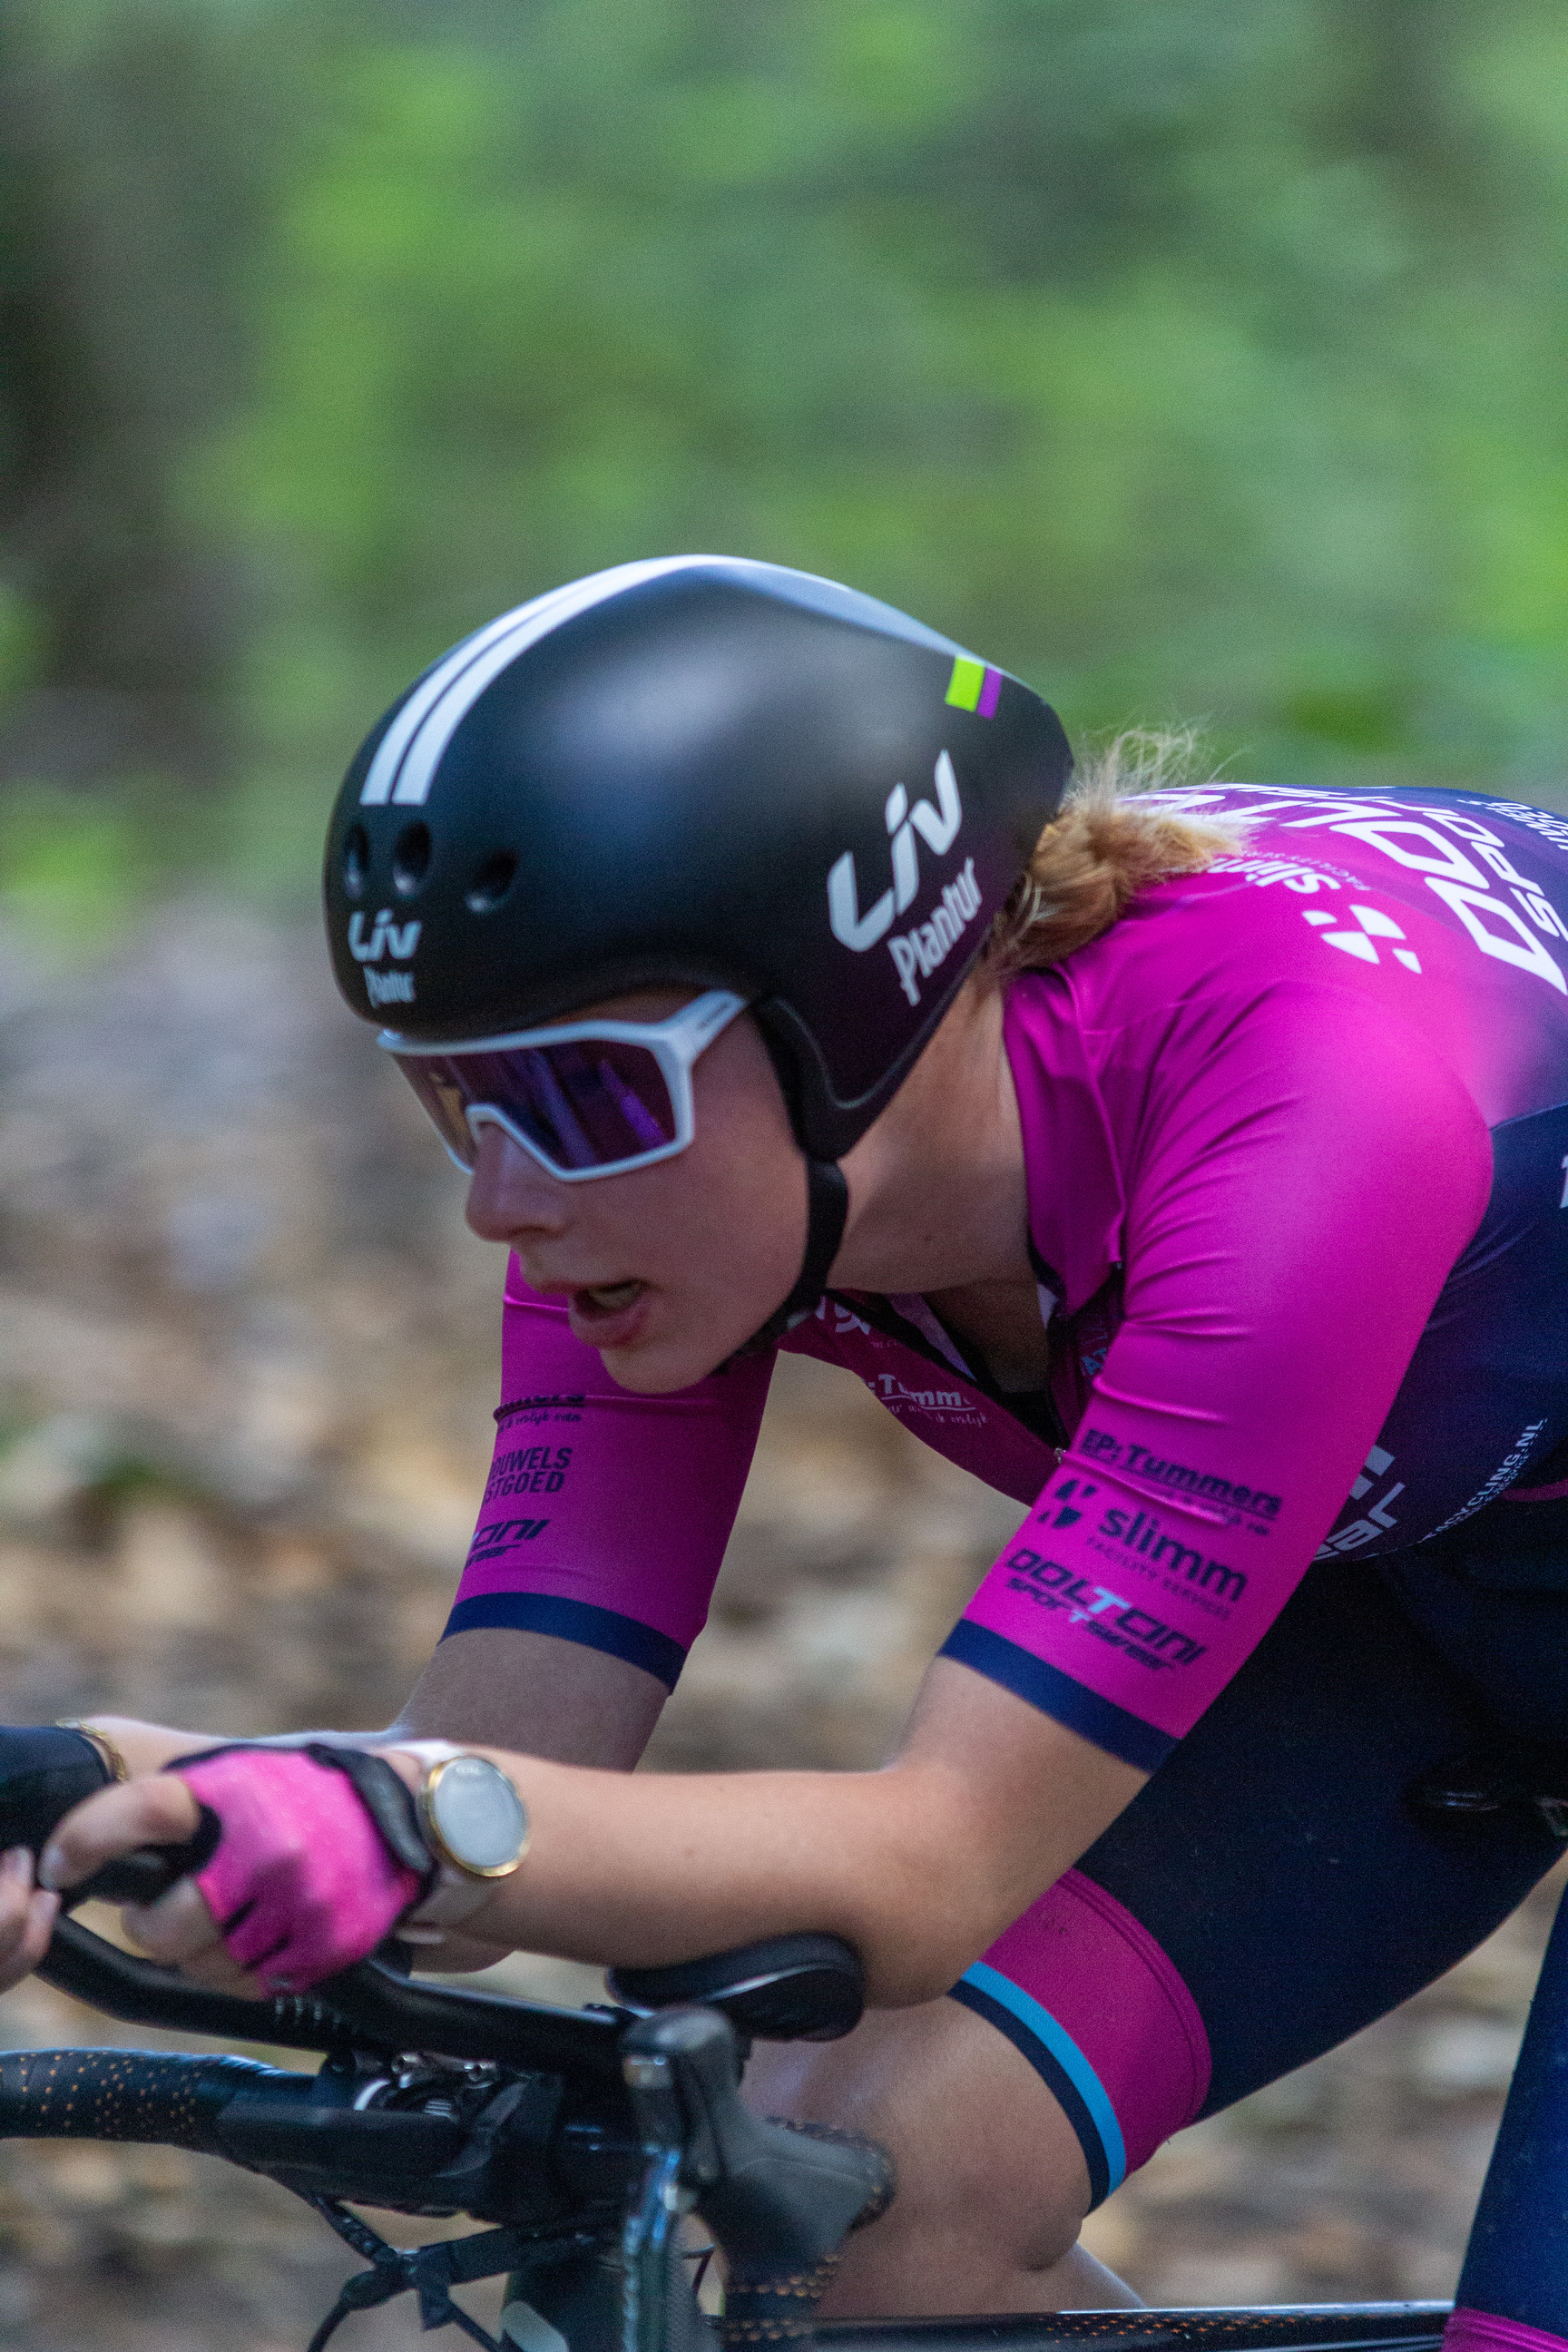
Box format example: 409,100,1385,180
573,1279,646,1318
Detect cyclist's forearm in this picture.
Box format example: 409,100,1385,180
74,1719,220,1775
387,1659,1147,2007
82,1628,666,1784
388,1625,668,1767
81,1718,397,1774
399,1925,520,1974
51,1661,1143,2006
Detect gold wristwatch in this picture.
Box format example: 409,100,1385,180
416,1753,530,1881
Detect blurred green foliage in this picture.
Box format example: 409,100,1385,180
2,0,1566,914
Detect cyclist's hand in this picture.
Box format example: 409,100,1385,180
36,1772,264,1994
0,1847,61,1993
41,1749,430,1996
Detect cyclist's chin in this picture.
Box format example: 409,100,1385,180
593,1294,769,1393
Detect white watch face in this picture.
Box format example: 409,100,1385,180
426,1756,529,1876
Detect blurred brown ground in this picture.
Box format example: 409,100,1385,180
0,905,1557,2344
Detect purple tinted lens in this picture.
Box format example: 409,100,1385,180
397,1039,679,1173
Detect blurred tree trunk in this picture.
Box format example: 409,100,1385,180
0,4,263,789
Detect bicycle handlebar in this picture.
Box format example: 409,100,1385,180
19,1814,884,2348
41,1900,866,2070
39,1915,629,2073
77,1844,209,1906
0,2010,891,2285
0,2046,304,2150
0,2039,629,2227
39,1915,380,2056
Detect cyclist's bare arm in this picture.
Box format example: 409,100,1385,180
49,1656,1146,2009
388,1625,667,1763
378,1630,669,1969
74,1626,667,1778
0,1633,666,1982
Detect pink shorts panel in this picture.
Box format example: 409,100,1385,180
981,1866,1212,2176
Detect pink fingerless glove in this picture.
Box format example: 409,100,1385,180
169,1748,426,1994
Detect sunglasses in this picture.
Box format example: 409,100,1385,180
382,991,748,1181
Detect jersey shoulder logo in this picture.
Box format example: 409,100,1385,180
1301,903,1422,972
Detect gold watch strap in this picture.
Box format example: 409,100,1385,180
56,1720,131,1784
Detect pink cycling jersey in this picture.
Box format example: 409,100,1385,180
447,786,1568,1769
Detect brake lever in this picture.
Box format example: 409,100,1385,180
620,2007,894,2352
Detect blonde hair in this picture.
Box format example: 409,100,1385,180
984,728,1240,979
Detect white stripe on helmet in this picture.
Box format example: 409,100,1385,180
358,555,720,808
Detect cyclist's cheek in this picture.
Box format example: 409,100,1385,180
470,1157,786,1390
595,1154,809,1392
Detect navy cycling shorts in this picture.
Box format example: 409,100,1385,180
949,1491,1568,2208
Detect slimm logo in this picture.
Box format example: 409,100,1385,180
350,906,422,1009
828,750,980,1004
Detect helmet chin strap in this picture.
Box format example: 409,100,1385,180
724,1158,849,1363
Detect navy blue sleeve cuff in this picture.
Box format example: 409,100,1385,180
939,1619,1175,1773
442,1592,688,1690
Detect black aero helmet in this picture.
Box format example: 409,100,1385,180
324,555,1072,1343
327,555,1071,1150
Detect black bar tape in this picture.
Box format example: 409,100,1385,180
0,2048,299,2150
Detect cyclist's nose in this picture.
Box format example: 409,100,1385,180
465,1123,571,1243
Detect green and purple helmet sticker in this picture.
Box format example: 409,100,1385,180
945,654,1003,718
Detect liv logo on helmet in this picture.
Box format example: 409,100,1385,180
348,909,423,965
888,858,982,1004
828,750,965,955
349,908,422,1009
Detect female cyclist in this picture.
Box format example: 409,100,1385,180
5,557,1568,2336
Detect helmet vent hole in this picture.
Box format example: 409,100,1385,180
391,821,432,896
341,825,370,898
466,850,517,914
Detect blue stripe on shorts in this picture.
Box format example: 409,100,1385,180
949,1959,1128,2210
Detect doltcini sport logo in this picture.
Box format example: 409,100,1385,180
348,907,422,1007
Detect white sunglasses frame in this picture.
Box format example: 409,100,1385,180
379,989,749,1181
